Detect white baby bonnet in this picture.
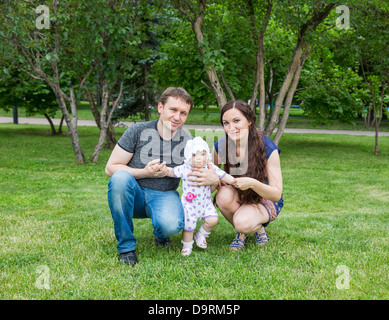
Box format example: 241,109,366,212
184,137,211,164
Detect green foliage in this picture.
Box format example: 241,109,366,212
151,12,216,107
0,67,58,117
0,0,388,133
297,47,364,124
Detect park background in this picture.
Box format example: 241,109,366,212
0,1,388,300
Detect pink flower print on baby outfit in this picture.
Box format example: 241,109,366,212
185,192,197,203
173,162,226,232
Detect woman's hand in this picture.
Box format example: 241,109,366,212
187,160,219,187
232,177,256,191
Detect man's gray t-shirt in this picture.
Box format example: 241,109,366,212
118,120,193,191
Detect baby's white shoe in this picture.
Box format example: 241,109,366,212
194,230,208,249
181,246,193,256
181,240,194,256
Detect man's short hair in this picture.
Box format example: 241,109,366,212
159,87,194,110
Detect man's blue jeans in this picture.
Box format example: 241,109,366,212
108,170,184,253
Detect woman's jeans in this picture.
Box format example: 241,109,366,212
108,170,184,253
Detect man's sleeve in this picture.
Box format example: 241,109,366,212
117,125,138,153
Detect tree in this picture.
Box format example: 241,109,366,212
295,26,365,126
0,64,66,135
172,0,228,108
0,1,87,163
0,0,151,163
113,2,162,123
170,0,338,144
151,10,217,107
264,1,338,143
74,0,133,162
330,0,389,155
74,0,162,162
355,2,389,155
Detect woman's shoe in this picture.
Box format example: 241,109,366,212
229,233,248,251
254,231,269,245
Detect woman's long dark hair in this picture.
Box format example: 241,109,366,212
221,100,267,204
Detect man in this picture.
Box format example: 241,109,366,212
105,87,195,265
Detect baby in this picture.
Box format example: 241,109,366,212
165,137,235,255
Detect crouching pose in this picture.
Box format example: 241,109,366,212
213,100,284,250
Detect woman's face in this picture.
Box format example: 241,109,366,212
222,108,251,142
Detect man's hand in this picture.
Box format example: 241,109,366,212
145,159,168,177
187,160,219,187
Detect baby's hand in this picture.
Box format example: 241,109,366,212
153,161,167,177
164,167,173,177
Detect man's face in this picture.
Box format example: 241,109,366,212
158,96,191,132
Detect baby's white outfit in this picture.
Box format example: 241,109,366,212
173,162,226,231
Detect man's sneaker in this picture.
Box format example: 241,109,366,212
155,237,172,248
118,251,138,266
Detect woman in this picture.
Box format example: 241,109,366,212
213,100,283,250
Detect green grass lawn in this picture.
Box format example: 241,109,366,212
0,124,388,299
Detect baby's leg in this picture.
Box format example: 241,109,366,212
181,230,194,256
195,216,218,249
182,230,194,243
203,216,218,232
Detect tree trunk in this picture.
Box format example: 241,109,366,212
45,66,86,163
91,78,123,162
106,122,116,148
265,41,303,136
84,89,101,129
247,0,272,130
193,2,227,109
143,65,150,121
91,128,108,163
373,81,387,156
84,85,116,148
176,0,227,109
267,66,275,120
56,91,86,163
374,127,379,156
364,107,373,128
252,44,266,129
91,79,109,162
361,60,387,156
205,66,227,109
274,44,310,144
219,70,235,100
58,114,64,135
13,36,86,163
264,3,336,137
43,113,57,135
